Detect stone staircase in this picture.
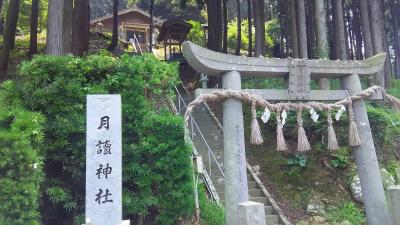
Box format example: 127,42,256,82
175,87,287,225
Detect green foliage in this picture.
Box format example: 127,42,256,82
1,0,48,33
9,53,190,224
287,154,308,168
124,111,194,224
329,148,350,169
226,18,280,56
326,202,366,225
0,82,45,225
367,105,400,162
187,20,205,46
198,186,225,225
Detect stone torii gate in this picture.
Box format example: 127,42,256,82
182,41,393,225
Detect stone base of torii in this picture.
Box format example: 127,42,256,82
182,41,394,225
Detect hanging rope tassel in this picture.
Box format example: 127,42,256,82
250,99,264,145
276,109,288,151
327,109,339,150
348,100,362,147
297,109,311,152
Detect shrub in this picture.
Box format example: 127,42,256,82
199,185,225,225
326,202,366,225
0,82,45,225
9,53,190,224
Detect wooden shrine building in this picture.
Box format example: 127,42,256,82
157,19,193,61
90,7,164,51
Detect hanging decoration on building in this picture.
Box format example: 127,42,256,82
184,86,400,152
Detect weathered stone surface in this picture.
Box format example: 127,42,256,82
351,168,395,203
380,168,396,189
306,198,326,216
386,186,400,225
238,201,266,225
337,221,351,225
350,175,364,202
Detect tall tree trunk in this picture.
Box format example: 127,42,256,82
0,0,20,80
297,0,308,58
352,0,363,59
235,0,241,55
369,0,389,86
63,0,72,54
149,0,154,52
252,0,265,56
72,0,89,56
334,0,346,59
315,0,329,59
28,0,39,57
46,0,64,55
0,0,4,19
289,0,299,58
315,0,330,89
109,0,119,51
206,0,222,52
392,1,400,78
247,0,252,56
360,0,373,58
222,0,228,53
306,0,316,59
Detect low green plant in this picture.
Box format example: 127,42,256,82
329,148,350,168
287,154,308,168
199,185,225,225
326,202,366,225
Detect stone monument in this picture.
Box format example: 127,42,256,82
85,95,129,225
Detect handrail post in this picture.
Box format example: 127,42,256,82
341,74,393,225
222,71,249,225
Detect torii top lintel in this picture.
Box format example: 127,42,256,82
182,41,386,78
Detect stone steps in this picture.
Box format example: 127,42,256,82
176,90,284,225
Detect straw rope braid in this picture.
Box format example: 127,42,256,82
326,109,339,150
297,109,311,152
184,86,400,151
250,99,264,145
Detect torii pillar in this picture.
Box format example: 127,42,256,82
182,41,393,225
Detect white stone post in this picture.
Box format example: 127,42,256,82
238,201,266,225
222,71,249,225
341,74,393,225
387,186,400,225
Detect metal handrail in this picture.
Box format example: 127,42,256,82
175,86,225,178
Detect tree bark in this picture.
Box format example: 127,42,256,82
334,0,346,60
72,0,89,56
314,0,329,59
360,0,373,58
235,0,241,55
314,0,330,89
63,0,73,54
28,0,39,57
392,1,400,78
46,0,64,55
0,0,20,80
297,0,308,58
222,0,228,53
205,0,222,52
252,0,265,56
149,0,154,52
247,0,252,56
352,0,363,59
289,0,299,58
109,0,119,51
0,0,4,19
369,0,389,86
